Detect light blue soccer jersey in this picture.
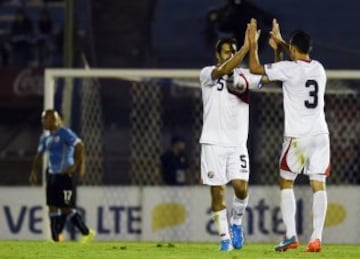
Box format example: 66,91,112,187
37,127,81,174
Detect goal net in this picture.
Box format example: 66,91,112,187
43,68,360,243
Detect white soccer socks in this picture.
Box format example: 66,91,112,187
281,189,297,238
231,195,248,225
213,209,231,240
311,190,327,241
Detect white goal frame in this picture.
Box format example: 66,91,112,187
44,68,360,109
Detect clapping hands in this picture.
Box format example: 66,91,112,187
248,18,261,45
269,19,284,50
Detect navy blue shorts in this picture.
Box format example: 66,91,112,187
46,173,77,207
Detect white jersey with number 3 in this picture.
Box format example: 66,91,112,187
199,66,261,146
264,60,329,137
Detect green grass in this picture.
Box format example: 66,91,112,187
0,241,358,259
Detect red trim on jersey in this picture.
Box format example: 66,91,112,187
239,72,249,89
324,163,331,176
235,72,250,103
237,88,249,103
280,139,292,171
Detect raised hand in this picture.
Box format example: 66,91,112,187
248,18,261,44
270,19,283,44
243,23,250,50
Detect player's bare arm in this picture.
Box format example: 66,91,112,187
212,45,249,79
29,154,43,185
248,18,265,75
211,27,250,80
269,31,283,62
74,141,86,177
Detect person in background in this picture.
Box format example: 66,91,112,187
160,135,189,185
29,109,95,243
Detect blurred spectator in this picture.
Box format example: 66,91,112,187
9,7,34,66
35,8,55,66
160,135,190,185
205,0,273,53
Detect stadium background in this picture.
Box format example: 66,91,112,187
0,0,359,243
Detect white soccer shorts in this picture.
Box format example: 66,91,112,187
201,144,249,185
279,134,330,182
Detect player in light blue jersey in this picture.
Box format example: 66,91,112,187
30,109,95,243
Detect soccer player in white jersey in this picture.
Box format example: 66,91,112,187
199,32,266,251
248,18,330,253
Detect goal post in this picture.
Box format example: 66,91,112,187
44,68,360,108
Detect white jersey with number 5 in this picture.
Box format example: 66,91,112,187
199,66,261,146
264,60,329,137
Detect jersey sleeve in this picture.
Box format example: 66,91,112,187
61,128,81,147
199,66,216,87
264,61,292,82
236,68,263,90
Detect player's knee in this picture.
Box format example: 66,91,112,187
279,177,294,189
232,180,248,199
310,180,326,192
211,185,225,195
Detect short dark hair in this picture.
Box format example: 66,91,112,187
289,30,312,54
215,38,238,54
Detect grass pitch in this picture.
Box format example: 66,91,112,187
0,241,358,259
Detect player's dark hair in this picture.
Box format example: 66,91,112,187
289,30,312,54
215,38,238,54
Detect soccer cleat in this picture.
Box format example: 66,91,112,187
275,235,299,252
231,224,244,249
219,239,233,251
304,239,321,252
81,229,96,244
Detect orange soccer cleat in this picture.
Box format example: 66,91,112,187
304,239,321,252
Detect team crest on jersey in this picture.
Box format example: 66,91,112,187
207,171,215,179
